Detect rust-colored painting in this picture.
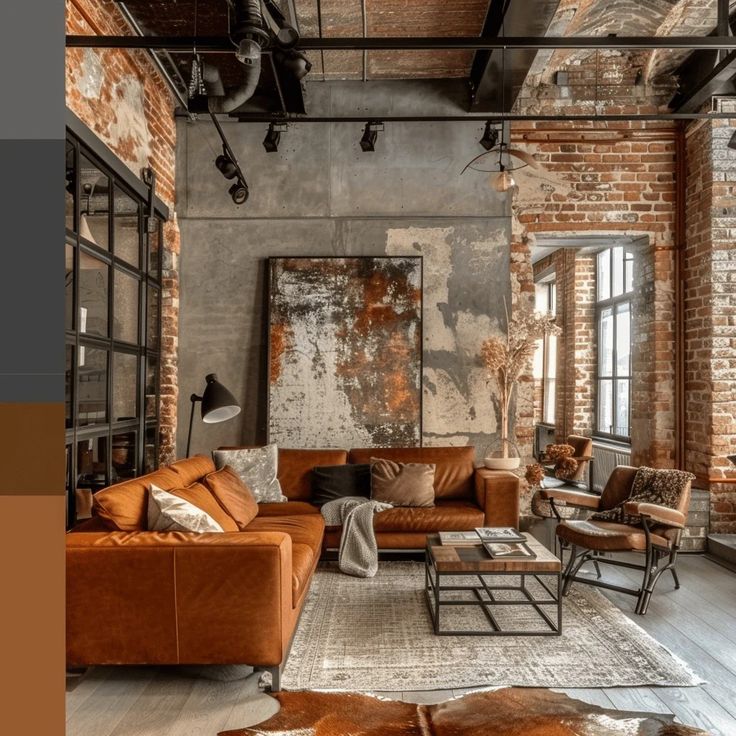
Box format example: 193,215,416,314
268,257,422,448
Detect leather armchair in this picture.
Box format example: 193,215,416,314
554,466,692,615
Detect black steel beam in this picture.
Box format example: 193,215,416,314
224,112,736,122
470,0,560,112
66,35,736,52
672,49,736,112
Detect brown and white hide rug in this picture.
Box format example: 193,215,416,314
220,688,709,736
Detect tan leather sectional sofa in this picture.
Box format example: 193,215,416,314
66,446,520,689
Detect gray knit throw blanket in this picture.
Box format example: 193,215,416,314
320,496,392,578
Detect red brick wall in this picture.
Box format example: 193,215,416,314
515,122,678,472
684,117,736,533
65,0,179,464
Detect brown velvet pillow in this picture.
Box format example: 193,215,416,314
166,481,239,532
370,458,435,508
204,465,259,530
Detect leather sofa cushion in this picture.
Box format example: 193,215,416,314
204,465,259,530
93,466,183,531
278,449,348,500
257,501,320,516
370,459,435,507
291,543,317,606
169,455,216,486
245,514,325,562
349,447,475,500
372,500,484,533
164,481,238,532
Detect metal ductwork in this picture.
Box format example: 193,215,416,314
205,0,269,114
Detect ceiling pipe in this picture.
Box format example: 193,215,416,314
204,0,268,113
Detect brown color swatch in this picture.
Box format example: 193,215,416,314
0,495,65,735
0,403,65,494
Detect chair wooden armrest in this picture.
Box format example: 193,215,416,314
572,455,593,463
538,488,601,510
623,502,685,528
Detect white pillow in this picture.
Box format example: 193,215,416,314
212,444,287,503
147,484,224,533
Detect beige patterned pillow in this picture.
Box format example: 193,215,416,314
147,484,224,533
212,444,287,503
370,458,435,508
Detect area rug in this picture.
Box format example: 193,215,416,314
281,562,702,691
220,689,709,735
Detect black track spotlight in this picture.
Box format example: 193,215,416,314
263,122,287,153
229,179,249,205
360,122,383,152
479,121,498,151
215,147,239,179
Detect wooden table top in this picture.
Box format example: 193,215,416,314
427,533,561,573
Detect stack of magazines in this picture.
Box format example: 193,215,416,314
438,527,537,559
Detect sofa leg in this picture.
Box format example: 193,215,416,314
266,666,281,692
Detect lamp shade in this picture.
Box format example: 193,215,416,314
201,373,241,424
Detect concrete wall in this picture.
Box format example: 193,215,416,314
176,85,511,457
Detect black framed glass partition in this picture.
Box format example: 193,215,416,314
65,124,166,528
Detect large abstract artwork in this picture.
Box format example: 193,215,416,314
268,257,423,448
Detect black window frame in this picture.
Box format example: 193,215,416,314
594,247,634,444
65,120,166,528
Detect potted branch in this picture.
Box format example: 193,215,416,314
480,307,561,470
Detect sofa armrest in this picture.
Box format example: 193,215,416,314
538,488,601,510
474,469,520,527
623,502,685,529
66,531,292,667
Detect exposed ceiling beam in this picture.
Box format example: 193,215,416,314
469,0,560,112
224,112,736,121
66,35,736,52
672,50,736,112
670,10,736,112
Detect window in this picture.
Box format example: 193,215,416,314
534,279,557,425
595,247,633,440
65,128,164,527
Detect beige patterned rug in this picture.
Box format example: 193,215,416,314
281,562,703,691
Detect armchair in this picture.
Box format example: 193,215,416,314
551,466,692,615
538,434,594,491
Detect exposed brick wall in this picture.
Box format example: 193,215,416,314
65,0,179,464
516,122,678,474
684,116,736,533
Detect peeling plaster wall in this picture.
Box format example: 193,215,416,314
176,99,511,458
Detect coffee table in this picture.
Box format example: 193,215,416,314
425,532,562,636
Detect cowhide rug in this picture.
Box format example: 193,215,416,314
220,688,709,736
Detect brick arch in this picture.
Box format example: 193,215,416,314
645,0,725,83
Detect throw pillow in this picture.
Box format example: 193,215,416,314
204,465,259,529
311,464,371,506
147,484,225,533
212,444,287,503
370,458,435,508
592,467,695,523
166,481,239,532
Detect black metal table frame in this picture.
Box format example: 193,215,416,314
424,552,562,636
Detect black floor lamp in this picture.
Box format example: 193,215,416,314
185,373,241,457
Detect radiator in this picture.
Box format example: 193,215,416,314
592,442,632,493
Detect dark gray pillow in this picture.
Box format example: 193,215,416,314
311,464,371,506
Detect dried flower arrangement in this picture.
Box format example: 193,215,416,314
544,443,579,480
481,307,561,461
525,463,545,488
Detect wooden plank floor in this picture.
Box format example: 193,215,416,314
66,554,736,736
